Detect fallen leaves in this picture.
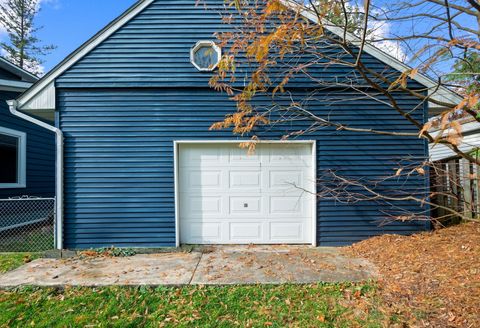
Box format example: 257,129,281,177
22,255,33,264
345,222,480,327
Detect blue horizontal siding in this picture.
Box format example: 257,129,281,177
56,0,417,90
0,91,55,198
58,88,428,248
54,0,430,248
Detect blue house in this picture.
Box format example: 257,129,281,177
0,57,55,199
10,0,462,249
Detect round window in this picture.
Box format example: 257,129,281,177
190,41,221,71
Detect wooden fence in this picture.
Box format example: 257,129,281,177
431,158,480,224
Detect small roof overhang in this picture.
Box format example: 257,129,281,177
0,57,38,83
0,57,38,93
0,79,34,92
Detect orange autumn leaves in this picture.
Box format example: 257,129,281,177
211,0,479,151
209,0,313,137
426,93,479,146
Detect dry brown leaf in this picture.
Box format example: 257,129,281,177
344,222,480,327
418,121,432,137
408,68,418,79
415,167,426,175
467,94,479,108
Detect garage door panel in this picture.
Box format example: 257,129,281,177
181,219,310,244
229,147,261,166
268,170,305,190
180,146,229,167
181,170,223,189
229,170,261,190
185,222,221,242
229,196,262,214
229,222,263,242
269,196,304,215
179,143,314,244
269,221,305,241
186,196,223,215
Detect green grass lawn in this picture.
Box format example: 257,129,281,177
0,284,391,327
0,253,396,327
0,253,39,274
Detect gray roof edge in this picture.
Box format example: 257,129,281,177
0,57,39,83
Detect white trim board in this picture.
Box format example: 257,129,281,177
0,126,27,189
173,140,317,246
430,121,480,138
15,0,461,113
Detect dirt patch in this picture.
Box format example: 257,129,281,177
345,222,480,327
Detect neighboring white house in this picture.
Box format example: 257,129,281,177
429,119,479,221
430,120,480,162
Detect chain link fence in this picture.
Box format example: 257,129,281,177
0,197,55,252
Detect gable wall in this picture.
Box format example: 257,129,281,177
56,0,429,248
56,0,408,89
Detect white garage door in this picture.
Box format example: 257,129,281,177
178,142,314,244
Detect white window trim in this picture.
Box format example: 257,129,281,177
190,40,222,71
0,126,26,189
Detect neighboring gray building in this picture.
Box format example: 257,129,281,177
430,120,480,162
0,57,55,199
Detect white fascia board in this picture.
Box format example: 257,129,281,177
460,121,480,135
280,0,463,106
15,0,155,111
0,79,32,92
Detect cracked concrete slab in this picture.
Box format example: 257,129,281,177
0,252,201,287
191,246,377,285
0,246,377,287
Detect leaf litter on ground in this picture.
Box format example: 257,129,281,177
345,222,480,327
